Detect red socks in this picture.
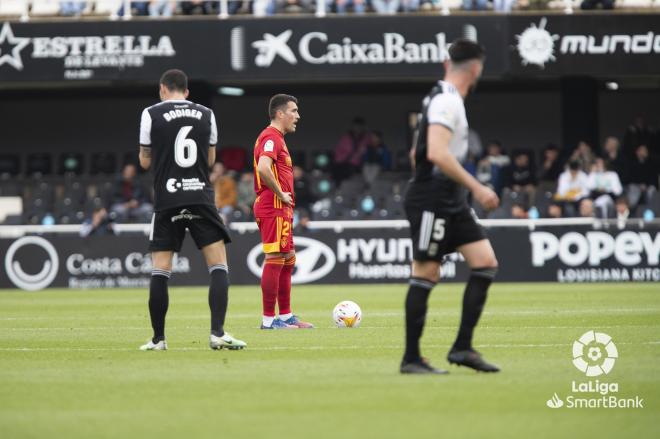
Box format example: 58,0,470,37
278,255,296,316
261,257,284,317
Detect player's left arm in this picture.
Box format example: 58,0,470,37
208,146,216,168
139,146,151,170
208,112,218,168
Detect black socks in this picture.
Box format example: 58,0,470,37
403,277,436,363
149,270,170,344
208,264,229,338
452,267,497,352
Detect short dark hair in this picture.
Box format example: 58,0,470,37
160,69,188,93
449,39,485,63
269,94,297,120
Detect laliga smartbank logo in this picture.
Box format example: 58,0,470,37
572,330,617,377
546,331,644,410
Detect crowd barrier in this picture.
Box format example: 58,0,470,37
1,218,658,290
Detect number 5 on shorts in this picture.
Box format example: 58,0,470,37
432,218,445,241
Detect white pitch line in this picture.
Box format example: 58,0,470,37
0,341,658,353
2,324,660,332
2,308,659,321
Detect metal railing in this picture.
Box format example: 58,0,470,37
12,0,653,22
1,217,658,238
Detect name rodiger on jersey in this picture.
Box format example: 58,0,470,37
163,108,203,122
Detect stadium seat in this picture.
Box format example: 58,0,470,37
1,214,22,225
0,179,22,197
0,0,27,16
58,153,85,175
30,0,60,15
26,181,54,204
26,153,53,176
90,152,118,174
0,154,20,176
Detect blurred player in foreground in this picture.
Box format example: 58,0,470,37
401,40,500,374
138,69,246,351
253,94,313,329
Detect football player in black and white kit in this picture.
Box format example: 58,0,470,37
400,40,500,374
138,69,246,351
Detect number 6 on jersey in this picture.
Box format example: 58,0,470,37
174,126,197,168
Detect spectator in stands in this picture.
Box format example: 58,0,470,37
149,0,176,16
493,0,516,12
578,198,595,218
615,196,630,222
580,0,614,9
602,136,628,183
181,0,215,14
372,0,400,13
60,1,87,16
332,117,369,184
402,0,420,11
506,151,537,200
570,141,596,173
210,162,237,223
118,1,149,16
362,131,392,187
623,116,656,160
293,166,315,212
546,202,563,219
252,0,277,15
476,140,510,195
537,144,563,189
236,172,256,218
80,207,117,237
627,144,657,210
110,163,152,222
510,202,528,220
277,0,310,13
335,0,366,13
467,128,484,165
555,159,590,206
293,166,315,231
462,0,488,10
587,157,622,219
628,144,656,188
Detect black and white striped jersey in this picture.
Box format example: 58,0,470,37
140,99,218,211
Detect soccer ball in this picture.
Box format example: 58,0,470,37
333,301,362,328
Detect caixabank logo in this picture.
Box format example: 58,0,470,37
546,331,644,409
229,26,459,71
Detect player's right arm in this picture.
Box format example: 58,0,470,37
427,125,498,210
257,156,292,206
139,146,151,170
139,108,152,170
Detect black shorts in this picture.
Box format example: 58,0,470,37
406,206,486,262
148,205,231,252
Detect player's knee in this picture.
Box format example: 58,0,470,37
412,261,440,283
485,255,498,270
471,266,498,280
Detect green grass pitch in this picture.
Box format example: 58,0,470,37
0,283,657,439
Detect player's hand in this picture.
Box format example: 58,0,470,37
279,192,293,206
473,185,499,211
